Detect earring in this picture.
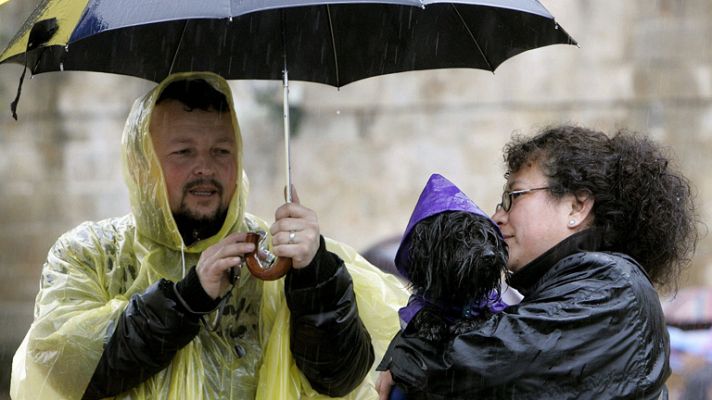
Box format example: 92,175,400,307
569,220,576,226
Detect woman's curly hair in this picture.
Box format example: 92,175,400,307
503,124,698,289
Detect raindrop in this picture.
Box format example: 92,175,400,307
60,63,64,72
229,16,233,22
64,45,69,53
234,344,246,357
554,23,560,30
336,110,341,115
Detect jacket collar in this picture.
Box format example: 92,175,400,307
509,228,604,295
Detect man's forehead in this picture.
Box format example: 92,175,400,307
168,134,235,143
151,100,234,138
153,99,230,119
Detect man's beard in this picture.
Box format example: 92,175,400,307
173,178,229,246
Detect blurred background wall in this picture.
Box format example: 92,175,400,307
1,0,711,398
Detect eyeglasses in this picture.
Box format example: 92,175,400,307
496,187,551,213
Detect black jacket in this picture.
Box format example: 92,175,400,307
84,236,374,399
379,230,670,399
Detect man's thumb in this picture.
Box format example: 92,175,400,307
284,184,300,204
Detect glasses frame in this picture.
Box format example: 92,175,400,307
496,187,551,212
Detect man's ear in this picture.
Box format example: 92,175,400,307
568,190,594,229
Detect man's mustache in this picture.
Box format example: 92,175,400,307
183,178,224,196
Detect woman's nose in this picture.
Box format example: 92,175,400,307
492,207,506,225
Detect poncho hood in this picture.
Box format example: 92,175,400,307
121,71,247,253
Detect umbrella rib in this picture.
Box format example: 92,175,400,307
167,20,189,77
326,5,340,87
450,4,493,72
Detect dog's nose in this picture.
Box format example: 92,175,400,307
480,248,495,263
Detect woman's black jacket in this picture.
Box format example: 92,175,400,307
379,230,670,399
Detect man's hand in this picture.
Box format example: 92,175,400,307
196,232,254,299
376,370,395,400
270,186,320,269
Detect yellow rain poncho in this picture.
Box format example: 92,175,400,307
10,72,408,399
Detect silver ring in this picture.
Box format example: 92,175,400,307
288,230,297,244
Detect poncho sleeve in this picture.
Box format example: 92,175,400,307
10,222,131,400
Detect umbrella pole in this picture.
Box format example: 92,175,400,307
283,66,292,204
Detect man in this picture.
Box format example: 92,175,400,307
10,72,408,399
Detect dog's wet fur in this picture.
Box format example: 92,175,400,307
407,211,509,308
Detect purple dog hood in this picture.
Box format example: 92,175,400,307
394,173,501,278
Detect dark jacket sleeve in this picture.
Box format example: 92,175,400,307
285,236,375,397
83,266,218,400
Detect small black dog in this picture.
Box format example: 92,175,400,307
409,210,507,314
379,174,509,400
403,210,508,341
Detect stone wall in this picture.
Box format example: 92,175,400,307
1,0,712,397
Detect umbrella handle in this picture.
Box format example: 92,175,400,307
244,232,292,280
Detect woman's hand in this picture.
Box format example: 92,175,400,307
376,370,395,400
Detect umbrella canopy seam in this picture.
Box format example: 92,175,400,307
325,4,340,87
167,20,189,78
450,3,492,72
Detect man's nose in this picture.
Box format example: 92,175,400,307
193,153,216,176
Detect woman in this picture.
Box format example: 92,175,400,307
377,125,698,399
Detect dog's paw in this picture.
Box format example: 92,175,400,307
404,307,449,341
449,317,487,336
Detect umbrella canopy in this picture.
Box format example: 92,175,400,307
0,0,577,207
1,0,575,85
1,0,576,280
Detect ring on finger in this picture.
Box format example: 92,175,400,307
288,230,297,244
